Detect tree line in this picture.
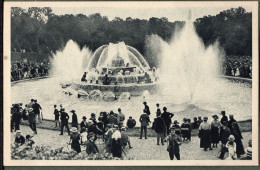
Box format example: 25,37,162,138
11,7,252,67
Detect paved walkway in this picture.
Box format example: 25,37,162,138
11,125,251,160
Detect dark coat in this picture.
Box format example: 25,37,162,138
111,138,123,158
60,112,69,123
139,113,150,126
15,135,25,145
161,112,174,125
220,115,228,124
28,111,36,123
231,123,245,156
33,103,41,115
72,113,78,127
86,140,99,155
154,117,166,133
70,133,81,153
108,115,118,125
167,134,182,153
80,121,88,130
220,126,231,144
53,109,59,120
144,105,151,115
127,118,136,128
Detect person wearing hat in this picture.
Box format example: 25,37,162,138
87,119,102,141
218,121,231,159
143,102,151,115
11,104,22,132
80,116,88,133
108,111,119,126
166,127,182,160
197,116,203,126
181,118,191,141
70,110,78,129
192,117,199,129
121,127,133,149
172,120,181,137
240,139,252,160
69,127,81,153
156,103,161,117
139,109,151,139
161,107,174,136
86,132,99,155
53,105,60,127
90,113,97,125
60,108,70,135
225,135,237,160
220,111,228,125
211,115,221,148
153,112,166,145
126,116,136,129
199,116,212,151
33,99,42,123
14,130,25,146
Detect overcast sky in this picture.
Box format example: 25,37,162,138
52,5,252,22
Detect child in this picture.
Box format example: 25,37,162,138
80,127,88,145
226,135,237,160
25,135,35,148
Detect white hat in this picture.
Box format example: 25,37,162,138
71,127,78,133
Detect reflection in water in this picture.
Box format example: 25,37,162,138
11,78,251,126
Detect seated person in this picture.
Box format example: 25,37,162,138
121,127,133,149
25,135,35,148
14,130,25,146
126,116,136,129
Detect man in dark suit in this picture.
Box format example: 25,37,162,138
33,100,42,123
60,108,70,135
161,107,174,136
139,109,151,139
156,103,161,117
108,111,118,126
143,102,151,115
80,116,88,133
153,112,166,145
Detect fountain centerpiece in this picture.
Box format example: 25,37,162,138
71,42,158,97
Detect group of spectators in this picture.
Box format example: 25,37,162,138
11,59,50,81
13,101,252,160
222,56,252,78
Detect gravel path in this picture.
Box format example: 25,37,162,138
11,125,251,160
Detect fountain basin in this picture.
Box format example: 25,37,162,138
71,81,158,97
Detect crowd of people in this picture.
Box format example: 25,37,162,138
12,101,252,160
222,56,252,78
11,59,50,81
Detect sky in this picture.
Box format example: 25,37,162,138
52,4,252,22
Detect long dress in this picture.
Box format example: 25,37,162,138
231,123,245,157
71,133,81,153
199,122,211,149
111,138,123,158
210,120,220,144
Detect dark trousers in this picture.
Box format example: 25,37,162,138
11,120,15,132
164,124,170,136
29,123,37,132
156,132,164,145
140,125,147,139
169,151,180,160
14,121,20,131
219,144,228,159
61,122,70,135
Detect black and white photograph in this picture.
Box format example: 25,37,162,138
3,1,259,166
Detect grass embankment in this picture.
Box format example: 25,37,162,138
21,119,252,137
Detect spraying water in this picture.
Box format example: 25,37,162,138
146,11,223,104
50,40,92,83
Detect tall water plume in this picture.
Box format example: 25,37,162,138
146,12,223,104
50,40,92,83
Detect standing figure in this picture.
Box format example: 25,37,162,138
33,100,42,123
80,116,88,133
60,108,70,135
28,107,37,134
156,103,161,117
53,105,60,127
108,111,119,126
181,118,190,141
231,122,245,158
199,116,212,151
71,110,78,129
172,120,181,137
166,127,182,160
12,104,22,132
139,109,151,139
161,107,174,136
220,111,228,125
143,102,151,115
117,108,125,129
70,127,81,153
211,115,220,148
153,112,166,145
218,121,231,159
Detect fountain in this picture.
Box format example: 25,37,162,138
71,42,158,97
